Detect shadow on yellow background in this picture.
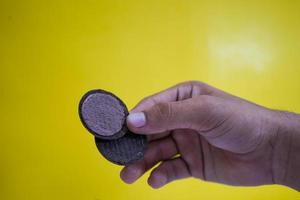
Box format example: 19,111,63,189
1,0,300,199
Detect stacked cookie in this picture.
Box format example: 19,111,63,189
79,89,147,165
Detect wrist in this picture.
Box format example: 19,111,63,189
271,110,300,191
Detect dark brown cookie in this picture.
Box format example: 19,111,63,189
95,131,147,165
79,89,147,165
79,89,128,140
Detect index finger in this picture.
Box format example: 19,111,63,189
130,81,219,113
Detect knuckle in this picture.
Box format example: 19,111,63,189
177,81,211,96
192,81,211,94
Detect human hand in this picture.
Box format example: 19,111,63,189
120,81,299,190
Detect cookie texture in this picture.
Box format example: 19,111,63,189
95,131,147,165
79,89,147,165
79,89,127,140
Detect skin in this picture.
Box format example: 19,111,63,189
120,81,300,191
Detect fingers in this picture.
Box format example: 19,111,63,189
131,81,233,113
148,157,191,189
127,96,214,134
172,129,206,180
147,131,170,142
120,136,178,184
129,81,223,114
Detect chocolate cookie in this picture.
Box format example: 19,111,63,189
79,89,128,140
79,89,147,165
95,131,147,165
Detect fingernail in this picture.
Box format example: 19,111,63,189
149,172,167,189
127,112,146,128
127,166,141,180
121,166,141,184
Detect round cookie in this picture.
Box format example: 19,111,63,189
95,131,147,165
79,89,148,165
79,89,128,140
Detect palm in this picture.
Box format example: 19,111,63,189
146,122,273,187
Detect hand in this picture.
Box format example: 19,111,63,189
120,81,298,190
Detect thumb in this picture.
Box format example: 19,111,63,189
126,97,208,134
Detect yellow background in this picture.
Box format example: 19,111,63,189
1,0,300,199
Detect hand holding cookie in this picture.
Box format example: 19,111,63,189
79,82,300,191
121,81,300,191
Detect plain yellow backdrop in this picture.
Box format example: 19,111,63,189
1,0,300,199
